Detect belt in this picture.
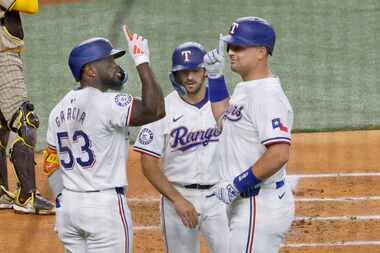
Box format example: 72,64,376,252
261,180,285,189
184,184,215,190
240,180,285,199
65,187,124,195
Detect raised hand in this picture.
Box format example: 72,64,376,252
122,25,150,66
203,33,225,78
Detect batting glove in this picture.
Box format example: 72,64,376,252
212,181,239,205
204,33,225,78
123,25,150,66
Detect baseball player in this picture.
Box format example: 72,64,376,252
43,26,165,253
0,0,55,214
133,42,229,253
204,17,295,253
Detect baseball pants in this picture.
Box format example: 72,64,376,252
55,187,132,253
228,182,294,253
161,186,229,253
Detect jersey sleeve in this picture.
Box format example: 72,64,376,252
103,93,134,128
251,94,292,146
133,117,166,159
46,112,57,150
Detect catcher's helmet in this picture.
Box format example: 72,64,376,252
222,16,276,55
169,42,206,96
68,37,126,81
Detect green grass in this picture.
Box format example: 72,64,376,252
19,0,379,150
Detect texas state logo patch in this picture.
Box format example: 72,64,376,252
114,94,132,107
138,128,154,145
272,118,288,132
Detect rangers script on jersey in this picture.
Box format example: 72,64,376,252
134,90,221,186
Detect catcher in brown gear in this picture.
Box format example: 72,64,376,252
0,0,55,214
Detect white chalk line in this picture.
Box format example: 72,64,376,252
288,172,380,178
294,215,380,221
132,215,380,231
282,241,380,248
133,227,380,248
296,196,380,202
129,171,380,248
127,195,380,203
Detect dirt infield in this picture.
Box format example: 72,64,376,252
1,130,380,253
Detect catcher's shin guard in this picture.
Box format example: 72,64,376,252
0,120,10,190
9,102,39,197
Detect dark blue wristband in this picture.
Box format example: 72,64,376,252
233,167,262,193
208,75,229,102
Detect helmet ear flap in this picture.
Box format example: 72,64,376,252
169,72,187,96
68,37,126,81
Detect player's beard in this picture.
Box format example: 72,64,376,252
185,82,202,95
184,74,205,96
105,66,124,91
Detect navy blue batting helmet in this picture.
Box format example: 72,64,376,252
169,42,206,96
68,37,126,81
222,17,276,55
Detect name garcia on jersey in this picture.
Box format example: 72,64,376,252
55,106,86,128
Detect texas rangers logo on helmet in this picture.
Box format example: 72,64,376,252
181,50,192,62
272,118,288,132
114,94,132,107
230,22,239,34
138,128,154,145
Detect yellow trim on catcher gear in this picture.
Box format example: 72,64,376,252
10,0,38,14
0,140,6,150
13,135,33,149
0,121,8,130
8,109,23,131
0,185,16,199
1,26,23,42
9,137,33,186
15,187,35,206
25,111,38,129
9,108,38,132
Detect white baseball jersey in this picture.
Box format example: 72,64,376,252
133,90,221,186
46,86,133,192
134,89,229,253
217,77,294,253
216,77,293,184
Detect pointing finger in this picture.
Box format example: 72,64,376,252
123,25,133,40
218,33,225,55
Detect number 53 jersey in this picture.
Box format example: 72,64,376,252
46,87,133,192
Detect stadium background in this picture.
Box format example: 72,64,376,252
0,0,379,252
20,0,379,150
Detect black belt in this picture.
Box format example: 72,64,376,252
184,184,214,190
